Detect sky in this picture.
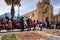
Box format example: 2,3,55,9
0,0,60,16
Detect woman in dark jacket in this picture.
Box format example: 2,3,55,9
20,18,24,31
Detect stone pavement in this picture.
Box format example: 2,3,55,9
0,28,54,36
41,36,60,40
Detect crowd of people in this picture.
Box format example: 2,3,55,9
0,16,60,32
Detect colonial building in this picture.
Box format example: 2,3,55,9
54,12,60,22
23,0,60,23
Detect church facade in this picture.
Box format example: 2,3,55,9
23,0,60,23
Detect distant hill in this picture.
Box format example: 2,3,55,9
0,12,17,19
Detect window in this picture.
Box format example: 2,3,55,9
32,13,34,17
45,6,49,13
45,17,49,21
45,8,47,13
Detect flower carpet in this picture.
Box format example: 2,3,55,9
1,30,60,40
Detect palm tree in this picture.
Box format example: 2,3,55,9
5,0,21,20
5,0,21,29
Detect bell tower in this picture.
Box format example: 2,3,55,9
42,0,50,5
37,1,41,11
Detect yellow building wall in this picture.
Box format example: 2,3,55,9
58,14,60,22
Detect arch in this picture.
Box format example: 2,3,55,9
45,17,49,21
44,6,49,13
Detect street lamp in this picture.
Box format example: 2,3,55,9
17,1,21,19
17,13,19,20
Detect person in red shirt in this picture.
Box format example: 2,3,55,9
26,18,31,24
26,18,31,31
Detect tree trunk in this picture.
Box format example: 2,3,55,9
11,5,15,19
11,0,15,29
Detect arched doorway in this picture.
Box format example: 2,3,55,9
45,17,49,22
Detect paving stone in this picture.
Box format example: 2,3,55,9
41,36,60,40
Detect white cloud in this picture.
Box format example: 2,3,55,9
54,5,60,10
53,3,60,15
0,0,11,15
0,0,60,16
14,0,38,16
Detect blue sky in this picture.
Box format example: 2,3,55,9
0,0,60,16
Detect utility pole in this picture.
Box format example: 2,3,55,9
18,0,21,19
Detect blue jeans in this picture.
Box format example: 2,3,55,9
27,24,31,30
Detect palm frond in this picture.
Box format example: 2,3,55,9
5,0,21,6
